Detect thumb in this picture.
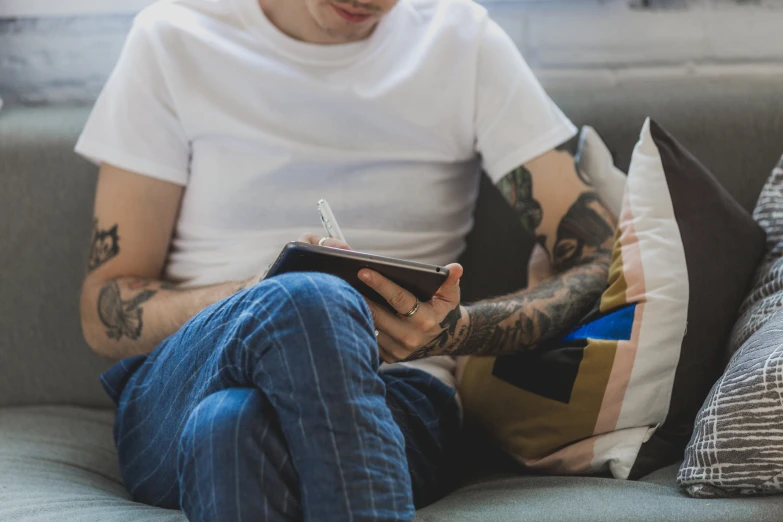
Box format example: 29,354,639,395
436,263,463,303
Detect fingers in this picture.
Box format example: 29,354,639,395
366,301,410,342
434,263,463,304
367,299,441,362
323,238,352,250
358,269,418,316
359,264,466,363
297,233,352,250
378,344,396,364
376,331,410,363
366,302,409,363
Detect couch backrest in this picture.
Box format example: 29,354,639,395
552,76,783,213
1,75,782,409
1,106,112,408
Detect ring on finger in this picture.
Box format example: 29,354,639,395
403,299,421,318
318,237,329,246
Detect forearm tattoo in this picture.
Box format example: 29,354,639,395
88,219,120,272
453,261,608,356
97,281,157,341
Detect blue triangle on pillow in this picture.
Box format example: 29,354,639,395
561,304,636,343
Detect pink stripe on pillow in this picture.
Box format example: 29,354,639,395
594,189,647,435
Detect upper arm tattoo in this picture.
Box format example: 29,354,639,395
97,281,157,341
88,219,120,272
553,192,615,271
496,166,547,247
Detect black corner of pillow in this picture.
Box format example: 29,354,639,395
629,119,767,480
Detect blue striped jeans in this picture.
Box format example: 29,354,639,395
100,272,460,522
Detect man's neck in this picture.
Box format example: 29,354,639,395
258,0,376,45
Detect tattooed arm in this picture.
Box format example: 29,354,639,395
82,273,249,359
80,164,250,359
389,149,615,361
442,149,616,357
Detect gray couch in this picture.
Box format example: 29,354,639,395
2,75,783,521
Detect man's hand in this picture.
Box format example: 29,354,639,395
358,263,466,363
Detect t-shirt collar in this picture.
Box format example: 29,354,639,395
232,0,405,66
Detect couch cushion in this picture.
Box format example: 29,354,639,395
417,463,783,522
0,406,185,522
3,406,782,522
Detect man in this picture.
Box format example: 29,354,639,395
76,0,615,520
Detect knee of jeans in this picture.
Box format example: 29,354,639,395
178,389,261,471
247,272,372,327
229,273,377,372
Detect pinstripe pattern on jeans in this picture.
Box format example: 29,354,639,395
101,272,459,521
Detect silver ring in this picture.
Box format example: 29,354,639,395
375,330,380,337
318,237,329,246
404,299,421,318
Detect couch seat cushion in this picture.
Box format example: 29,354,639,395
0,407,185,522
2,406,783,522
417,463,783,522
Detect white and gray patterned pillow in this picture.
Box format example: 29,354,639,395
728,156,783,356
678,310,783,498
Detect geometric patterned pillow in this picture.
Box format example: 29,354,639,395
678,309,783,498
728,156,783,356
459,119,766,480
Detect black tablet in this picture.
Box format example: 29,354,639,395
265,241,449,309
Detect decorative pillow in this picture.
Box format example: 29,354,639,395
575,125,627,217
679,309,783,497
678,156,783,498
727,156,783,355
458,118,766,480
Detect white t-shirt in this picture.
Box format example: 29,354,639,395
76,0,576,387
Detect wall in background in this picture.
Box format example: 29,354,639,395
1,0,782,105
492,0,783,85
0,16,132,105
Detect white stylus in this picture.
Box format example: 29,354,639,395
317,199,347,243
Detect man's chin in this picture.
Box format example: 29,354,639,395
323,24,376,42
316,11,378,39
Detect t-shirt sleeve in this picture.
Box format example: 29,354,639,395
75,14,189,186
475,19,577,184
